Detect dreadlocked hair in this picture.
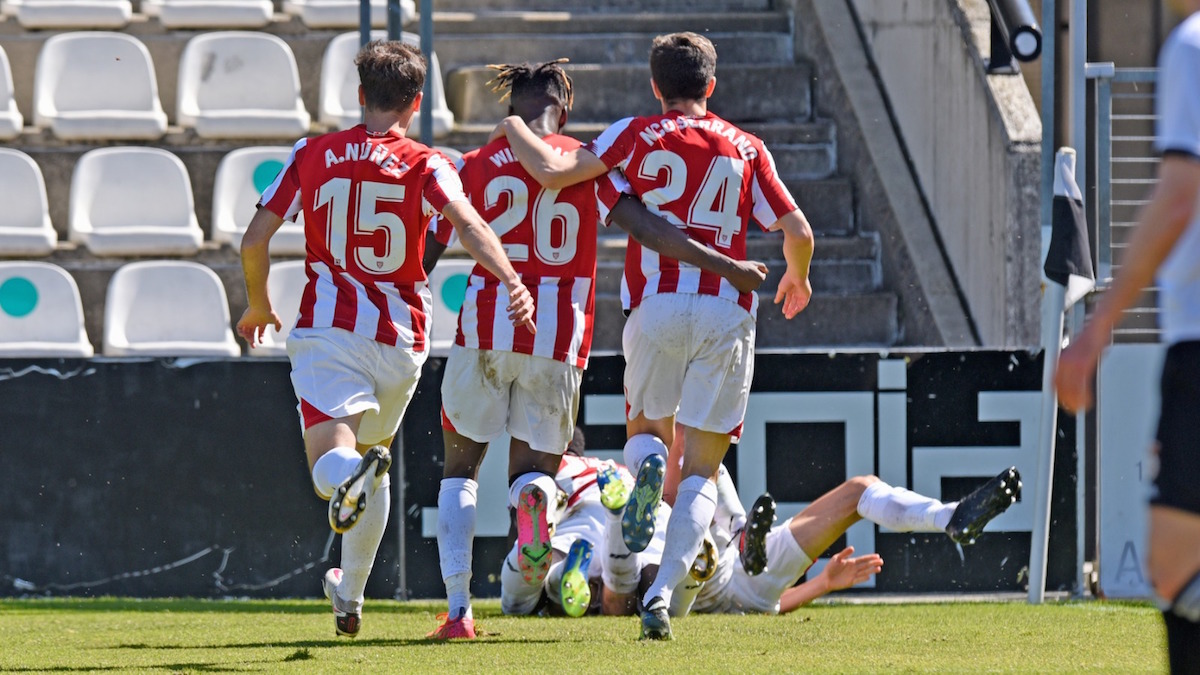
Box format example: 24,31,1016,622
486,58,574,110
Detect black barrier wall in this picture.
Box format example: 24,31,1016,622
0,352,1076,599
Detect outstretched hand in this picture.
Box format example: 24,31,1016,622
1054,326,1106,413
820,546,883,592
774,270,812,319
236,305,282,349
506,282,537,335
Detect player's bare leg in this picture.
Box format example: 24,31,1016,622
432,429,487,639
787,477,872,560
1148,505,1200,672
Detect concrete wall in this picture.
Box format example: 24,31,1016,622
851,0,1042,348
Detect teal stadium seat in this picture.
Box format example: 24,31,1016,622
103,260,241,357
426,258,473,356
0,262,93,357
212,146,306,255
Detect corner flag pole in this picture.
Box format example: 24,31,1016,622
1030,148,1096,603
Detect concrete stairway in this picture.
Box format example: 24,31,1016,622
0,0,900,352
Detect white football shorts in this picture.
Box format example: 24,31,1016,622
287,326,427,445
693,522,813,614
441,345,583,454
622,293,756,438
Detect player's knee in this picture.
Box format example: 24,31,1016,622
623,433,668,472
1163,569,1200,622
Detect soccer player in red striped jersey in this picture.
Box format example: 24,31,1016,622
427,59,769,640
235,40,534,640
494,32,816,640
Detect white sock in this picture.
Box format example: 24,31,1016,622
508,472,559,511
643,475,717,608
311,446,362,499
857,480,957,532
669,577,704,618
338,474,390,612
712,464,747,550
623,433,668,477
499,546,543,615
438,477,478,618
602,510,640,594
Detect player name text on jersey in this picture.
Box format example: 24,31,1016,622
323,141,411,177
637,116,759,161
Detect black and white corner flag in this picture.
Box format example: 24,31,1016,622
1045,148,1096,308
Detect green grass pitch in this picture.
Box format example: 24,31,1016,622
0,597,1165,673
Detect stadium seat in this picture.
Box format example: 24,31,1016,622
248,259,306,357
426,257,473,356
33,32,167,141
0,262,93,357
103,260,241,357
69,147,203,256
0,149,55,257
13,0,131,29
319,30,454,139
284,0,413,29
177,32,311,139
142,0,273,28
0,46,22,140
212,146,306,255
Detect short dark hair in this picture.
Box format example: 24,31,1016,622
487,58,574,116
355,40,426,113
649,32,717,102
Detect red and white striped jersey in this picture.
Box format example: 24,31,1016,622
434,135,621,368
259,125,466,351
588,111,798,318
555,454,631,510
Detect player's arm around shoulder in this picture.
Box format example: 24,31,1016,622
441,199,536,334
495,115,609,190
236,207,286,347
772,209,816,319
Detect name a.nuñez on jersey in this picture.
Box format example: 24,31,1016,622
324,141,410,177
637,116,758,160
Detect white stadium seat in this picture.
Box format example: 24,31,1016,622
33,32,167,141
319,30,454,139
103,260,241,357
426,257,473,356
177,32,311,139
70,147,203,256
0,262,93,357
0,46,23,140
248,259,306,357
0,149,55,257
211,146,306,255
143,0,273,29
284,0,413,29
14,0,131,29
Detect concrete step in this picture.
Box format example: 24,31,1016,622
428,32,792,73
428,10,792,36
590,290,900,351
593,234,881,297
433,0,773,12
448,62,812,125
789,179,856,237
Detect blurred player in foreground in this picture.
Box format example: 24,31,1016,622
501,432,1019,618
235,40,534,639
494,31,815,640
1056,1,1200,670
427,59,768,640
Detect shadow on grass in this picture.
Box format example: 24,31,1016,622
0,598,442,615
113,636,563,651
0,659,271,672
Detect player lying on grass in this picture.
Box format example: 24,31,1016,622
424,59,768,640
501,440,1020,617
